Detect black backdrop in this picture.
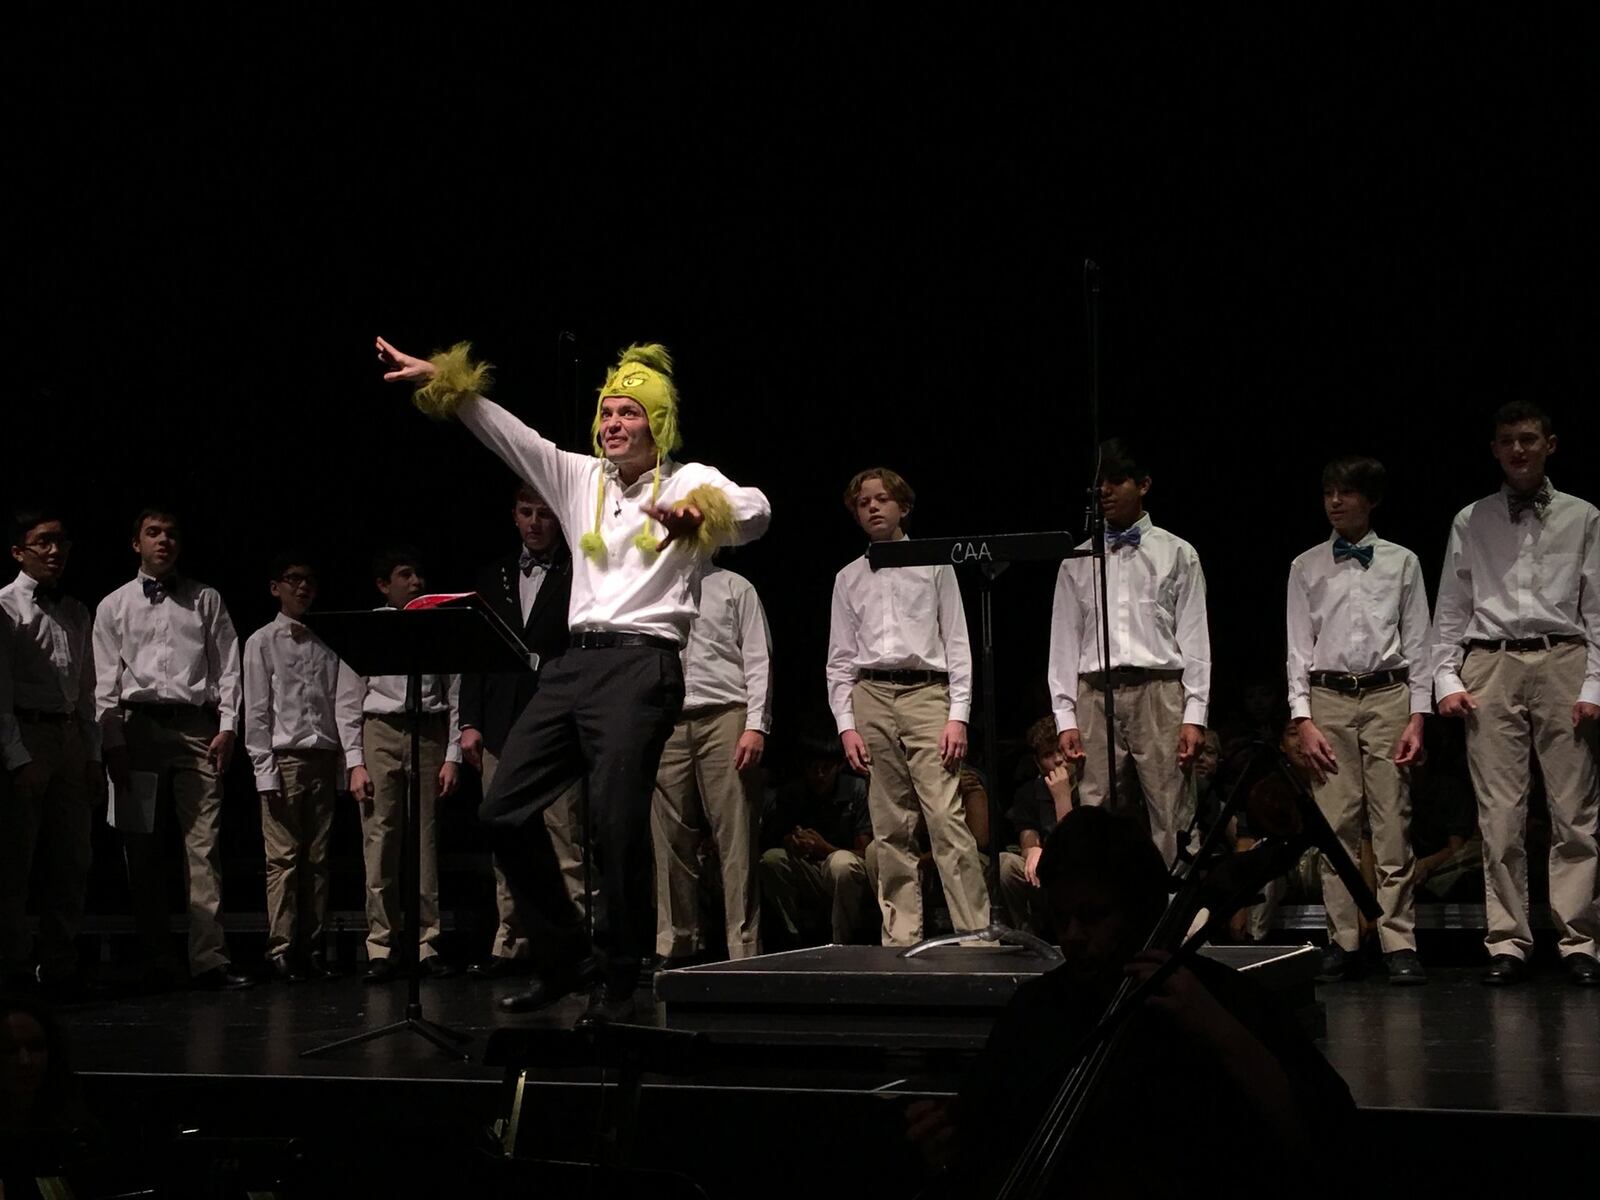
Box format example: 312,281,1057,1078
10,6,1597,755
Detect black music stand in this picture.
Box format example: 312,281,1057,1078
868,533,1094,960
300,597,537,1060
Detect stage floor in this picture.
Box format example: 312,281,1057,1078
52,960,1600,1117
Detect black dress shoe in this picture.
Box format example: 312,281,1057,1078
498,962,595,1013
304,951,338,979
1314,944,1357,983
577,978,643,1026
467,955,524,980
263,956,307,983
363,956,397,984
1482,954,1530,985
193,964,257,991
1565,953,1600,986
416,956,460,979
1383,950,1428,986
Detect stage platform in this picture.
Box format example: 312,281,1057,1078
37,948,1600,1196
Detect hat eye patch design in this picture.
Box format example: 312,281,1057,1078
622,372,648,388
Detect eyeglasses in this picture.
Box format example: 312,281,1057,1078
278,573,318,588
23,535,72,551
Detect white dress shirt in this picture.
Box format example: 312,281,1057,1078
1432,482,1600,705
0,611,21,772
1285,531,1433,719
93,572,242,750
681,567,774,732
242,612,346,791
826,539,974,733
334,608,462,768
1048,513,1211,732
457,396,771,644
1,572,100,763
518,559,550,624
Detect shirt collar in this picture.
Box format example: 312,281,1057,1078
1328,528,1378,547
273,611,308,634
604,456,676,489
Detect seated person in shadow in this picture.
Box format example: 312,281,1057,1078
906,806,1355,1199
1,993,106,1195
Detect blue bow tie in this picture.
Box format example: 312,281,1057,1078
1333,538,1373,568
141,577,167,601
1106,526,1142,550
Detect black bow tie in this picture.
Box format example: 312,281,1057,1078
141,577,167,601
1508,485,1552,523
518,550,553,576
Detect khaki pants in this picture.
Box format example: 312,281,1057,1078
1309,682,1418,953
483,749,586,960
260,748,340,962
1077,677,1187,866
1461,641,1600,961
652,704,761,959
122,705,229,975
853,680,990,945
759,846,875,944
0,718,93,981
360,714,445,962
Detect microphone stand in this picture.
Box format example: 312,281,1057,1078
1084,260,1119,812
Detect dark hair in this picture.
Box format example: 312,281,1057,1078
1,992,91,1135
513,481,546,506
371,545,425,582
269,550,316,581
130,506,180,540
842,468,916,518
1492,401,1553,437
10,505,65,550
1320,455,1387,505
1096,437,1148,484
1036,807,1169,937
1026,716,1060,761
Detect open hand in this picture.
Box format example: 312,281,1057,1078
644,503,703,551
375,336,437,384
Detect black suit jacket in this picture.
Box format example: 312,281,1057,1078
459,548,573,755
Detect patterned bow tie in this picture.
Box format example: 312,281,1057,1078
518,549,553,576
141,577,167,602
1332,538,1374,568
1106,525,1142,551
1508,483,1552,523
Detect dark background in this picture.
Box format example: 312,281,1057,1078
9,6,1597,755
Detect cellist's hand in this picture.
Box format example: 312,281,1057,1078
904,1098,959,1172
1125,949,1235,1047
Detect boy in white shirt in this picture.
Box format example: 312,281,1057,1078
826,467,989,946
1286,457,1429,985
242,552,345,982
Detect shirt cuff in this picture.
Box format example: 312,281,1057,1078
1,741,31,772
947,701,971,725
834,713,855,735
1580,680,1600,707
445,747,462,765
254,770,284,793
1435,672,1466,703
344,749,365,770
1181,699,1208,727
1289,697,1312,721
1053,706,1078,734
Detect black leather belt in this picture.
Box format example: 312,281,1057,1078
1466,634,1584,653
1310,668,1408,693
859,669,949,685
571,631,681,653
14,707,73,723
1082,667,1184,689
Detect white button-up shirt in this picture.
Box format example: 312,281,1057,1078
1,571,100,763
0,612,21,771
334,608,462,768
1285,531,1433,719
1048,514,1211,732
93,573,242,750
681,567,774,732
518,559,551,624
1432,482,1600,705
457,396,771,644
242,612,346,791
826,539,974,733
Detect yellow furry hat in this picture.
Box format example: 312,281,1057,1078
581,344,681,563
